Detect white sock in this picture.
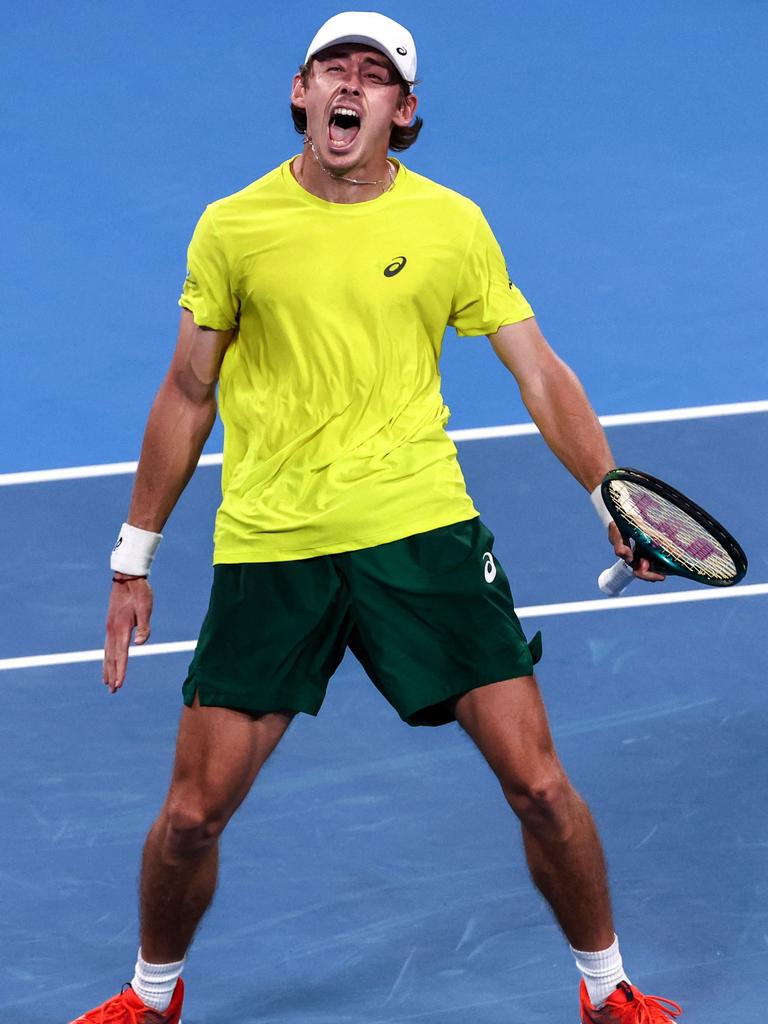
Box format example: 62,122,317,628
571,934,629,1008
131,948,185,1012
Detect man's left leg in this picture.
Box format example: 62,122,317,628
343,518,681,1019
454,673,614,952
454,675,683,1021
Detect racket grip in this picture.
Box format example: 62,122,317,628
598,558,635,596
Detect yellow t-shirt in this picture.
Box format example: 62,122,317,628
179,159,533,563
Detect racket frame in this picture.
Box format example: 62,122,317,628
600,467,747,587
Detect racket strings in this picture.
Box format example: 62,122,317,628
607,481,737,581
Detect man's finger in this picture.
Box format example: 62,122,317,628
133,620,151,646
106,644,129,692
113,647,129,689
104,624,131,692
130,581,154,647
608,523,635,562
633,557,666,583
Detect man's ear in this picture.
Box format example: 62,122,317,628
392,91,418,128
291,73,306,110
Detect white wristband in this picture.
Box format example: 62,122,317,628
111,522,163,576
590,483,614,530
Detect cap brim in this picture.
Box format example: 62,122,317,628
307,34,414,85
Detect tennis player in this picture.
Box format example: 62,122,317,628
71,12,680,1024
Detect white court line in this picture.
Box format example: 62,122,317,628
0,640,198,672
518,581,768,617
1,399,766,487
0,452,224,487
450,399,768,442
2,583,766,673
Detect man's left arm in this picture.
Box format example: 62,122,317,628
488,317,664,581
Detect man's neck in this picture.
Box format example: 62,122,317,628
292,146,395,204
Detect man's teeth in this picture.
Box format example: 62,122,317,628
328,106,361,147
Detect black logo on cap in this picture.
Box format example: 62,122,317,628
384,256,407,277
396,46,407,55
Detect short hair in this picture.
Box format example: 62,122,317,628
290,59,423,152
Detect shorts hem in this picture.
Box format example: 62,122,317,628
402,662,536,727
182,674,324,718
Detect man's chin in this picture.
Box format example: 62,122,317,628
321,141,362,169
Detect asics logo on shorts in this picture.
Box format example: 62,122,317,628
482,551,497,583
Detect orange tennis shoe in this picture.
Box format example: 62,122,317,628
580,980,682,1023
68,979,184,1023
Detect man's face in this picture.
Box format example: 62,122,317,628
291,44,418,171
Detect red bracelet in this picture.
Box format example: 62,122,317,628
111,575,148,584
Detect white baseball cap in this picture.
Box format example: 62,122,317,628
304,11,417,86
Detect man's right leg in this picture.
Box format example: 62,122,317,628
72,558,351,1021
70,698,293,1023
140,697,294,962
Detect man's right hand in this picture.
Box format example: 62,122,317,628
103,576,154,692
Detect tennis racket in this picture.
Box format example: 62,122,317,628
597,468,748,596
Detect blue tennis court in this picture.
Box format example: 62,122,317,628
3,2,767,1021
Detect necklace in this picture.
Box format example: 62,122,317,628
301,136,396,192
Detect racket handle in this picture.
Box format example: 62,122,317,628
598,558,635,596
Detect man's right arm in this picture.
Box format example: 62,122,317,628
103,309,234,692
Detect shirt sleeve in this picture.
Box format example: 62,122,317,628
449,208,534,336
178,205,240,330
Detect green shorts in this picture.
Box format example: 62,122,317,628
183,517,542,727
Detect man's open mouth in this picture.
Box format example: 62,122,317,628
328,106,361,148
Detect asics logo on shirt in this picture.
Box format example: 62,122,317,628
483,551,497,583
384,256,407,277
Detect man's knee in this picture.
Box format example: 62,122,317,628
499,763,577,837
160,793,231,857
